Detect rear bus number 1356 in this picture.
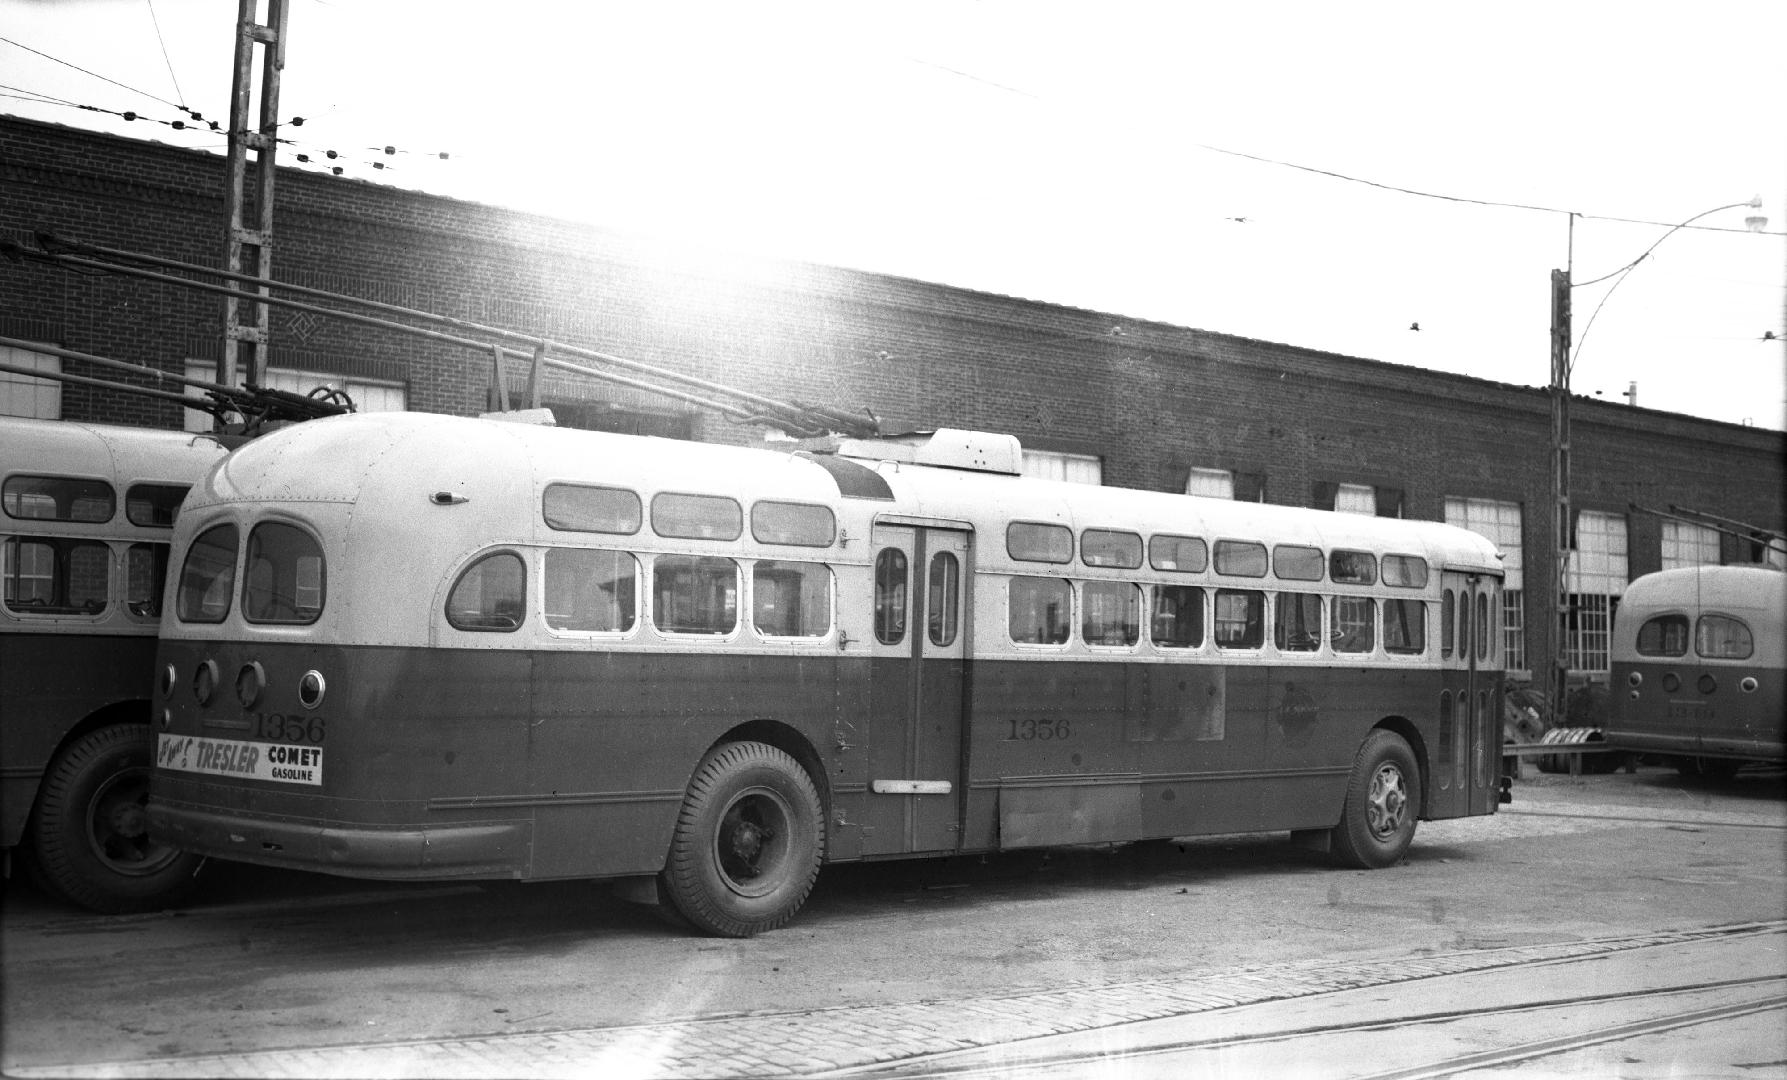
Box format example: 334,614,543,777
254,712,326,744
1006,718,1071,741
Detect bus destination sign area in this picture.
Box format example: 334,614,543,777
156,734,324,786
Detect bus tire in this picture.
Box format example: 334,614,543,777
662,741,823,938
1329,729,1420,870
30,723,203,914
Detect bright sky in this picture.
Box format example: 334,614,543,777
4,1,1784,429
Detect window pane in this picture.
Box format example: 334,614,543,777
176,524,238,624
652,554,738,634
1383,554,1429,588
1151,584,1204,648
1149,534,1207,573
1476,591,1491,661
754,560,832,638
446,551,525,631
244,523,326,624
1695,615,1753,660
1007,522,1072,564
1274,592,1322,651
125,542,170,621
928,552,960,646
651,493,742,541
1081,529,1142,569
1009,576,1071,644
1082,581,1140,646
1384,598,1426,654
751,502,836,547
544,484,642,534
1214,589,1264,649
125,483,190,528
544,548,637,632
1442,589,1455,657
874,548,908,645
1636,614,1689,657
1335,596,1376,653
3,475,114,523
1273,545,1323,581
1214,540,1267,577
1330,550,1377,585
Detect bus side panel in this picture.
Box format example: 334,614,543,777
1,633,156,847
526,649,854,878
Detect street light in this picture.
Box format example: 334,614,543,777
1543,197,1767,728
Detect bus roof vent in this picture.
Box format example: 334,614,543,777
834,429,1023,475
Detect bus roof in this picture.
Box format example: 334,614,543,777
189,412,1504,576
1,416,228,486
1618,564,1786,618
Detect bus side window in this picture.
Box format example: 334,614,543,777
1,537,109,615
446,551,526,632
1333,596,1375,654
1273,592,1322,652
1082,580,1140,647
125,542,171,621
1214,589,1264,649
1384,597,1426,654
1008,576,1070,645
754,560,832,638
652,554,738,635
543,548,637,633
874,548,907,645
1150,584,1204,648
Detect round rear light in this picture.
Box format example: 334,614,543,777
236,661,265,708
298,670,327,710
1697,674,1718,695
192,660,218,706
1627,671,1643,687
1662,673,1681,693
1740,677,1759,694
159,663,176,698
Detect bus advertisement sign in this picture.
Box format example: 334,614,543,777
156,734,324,786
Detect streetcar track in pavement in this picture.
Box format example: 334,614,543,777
9,921,1784,1079
1502,806,1787,831
842,975,1787,1078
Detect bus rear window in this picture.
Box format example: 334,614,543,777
177,524,239,623
1695,614,1753,660
3,475,114,523
244,523,325,625
1635,614,1689,656
446,551,526,632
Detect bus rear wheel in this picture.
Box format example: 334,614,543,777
1330,730,1420,869
662,741,823,937
30,723,203,913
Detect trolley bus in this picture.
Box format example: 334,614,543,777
2,416,227,911
1605,564,1785,778
148,412,1507,935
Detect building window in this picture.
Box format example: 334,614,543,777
1445,496,1527,674
2,344,60,419
184,361,406,432
1186,467,1234,499
1021,449,1101,485
1564,510,1628,678
1335,483,1376,515
1316,481,1404,517
1661,521,1720,569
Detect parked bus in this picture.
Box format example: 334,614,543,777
1605,564,1785,778
148,413,1507,936
2,416,228,911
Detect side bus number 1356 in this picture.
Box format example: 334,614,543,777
1006,718,1071,741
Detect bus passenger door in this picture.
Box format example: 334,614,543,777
862,525,968,856
1436,572,1479,818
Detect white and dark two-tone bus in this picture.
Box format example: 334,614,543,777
2,417,226,911
149,413,1507,935
1606,564,1785,778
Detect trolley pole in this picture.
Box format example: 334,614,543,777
220,0,289,401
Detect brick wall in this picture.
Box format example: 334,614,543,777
4,115,1783,685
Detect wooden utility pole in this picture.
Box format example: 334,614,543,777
220,0,288,400
1547,265,1572,725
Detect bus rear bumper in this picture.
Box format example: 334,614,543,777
148,803,531,879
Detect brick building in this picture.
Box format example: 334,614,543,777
3,114,1783,701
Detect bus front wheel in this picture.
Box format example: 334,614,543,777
662,741,824,937
1330,730,1420,869
30,723,203,913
